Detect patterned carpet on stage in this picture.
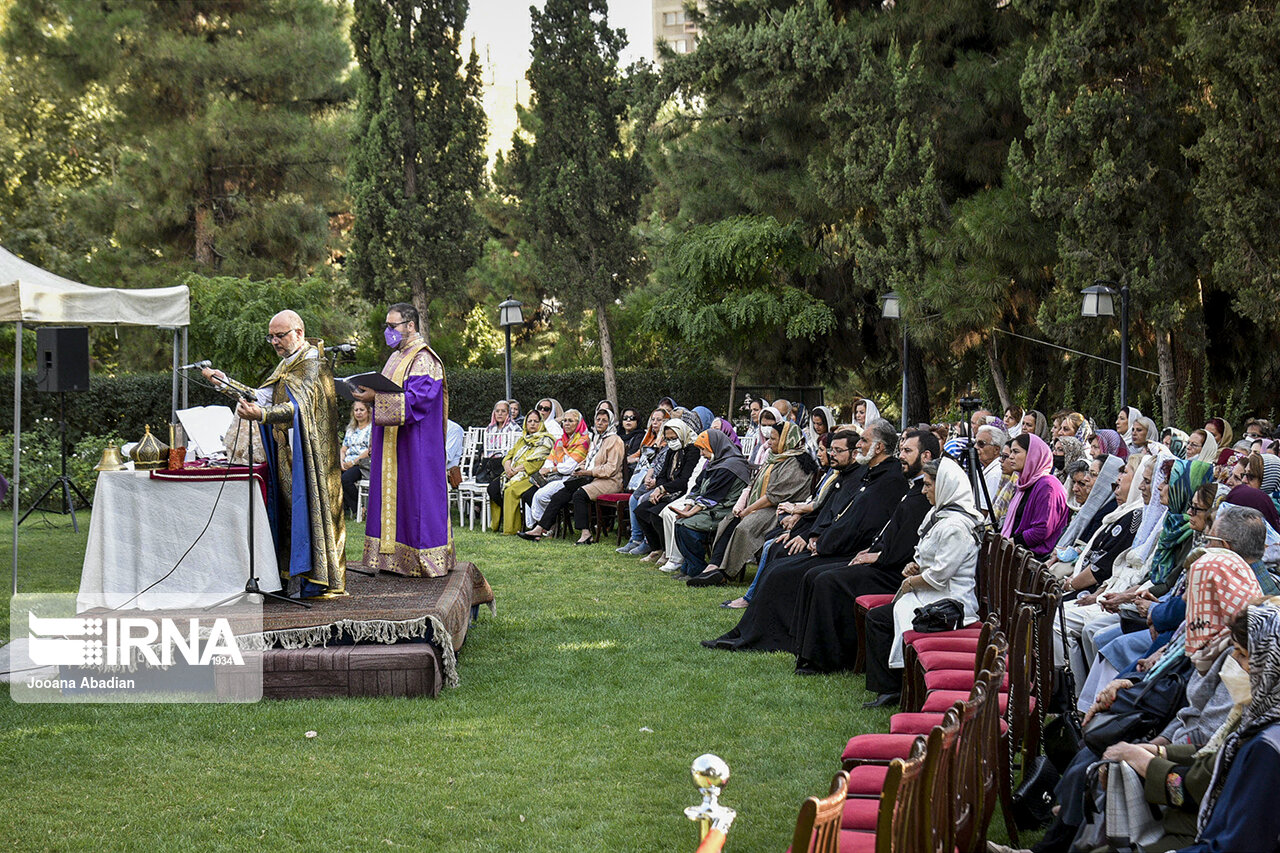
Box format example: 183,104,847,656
251,561,494,688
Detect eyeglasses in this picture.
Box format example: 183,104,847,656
265,329,299,342
1188,504,1209,516
385,320,410,330
622,415,637,421
974,440,991,449
537,404,552,412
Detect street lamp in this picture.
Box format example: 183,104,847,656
498,296,524,401
880,291,907,429
1081,280,1130,411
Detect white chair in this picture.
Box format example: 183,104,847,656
453,431,483,527
356,477,370,522
459,429,516,529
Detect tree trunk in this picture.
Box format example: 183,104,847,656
986,334,1012,412
1155,326,1176,426
595,296,618,412
907,338,931,426
728,350,744,421
194,202,215,266
409,276,430,347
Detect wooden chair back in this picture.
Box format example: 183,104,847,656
789,770,850,853
874,712,959,853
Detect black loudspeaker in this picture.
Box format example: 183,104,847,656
35,326,90,393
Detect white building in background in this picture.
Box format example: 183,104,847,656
652,0,702,62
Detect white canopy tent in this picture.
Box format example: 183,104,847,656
1,246,191,592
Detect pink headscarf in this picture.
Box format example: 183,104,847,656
1000,434,1054,538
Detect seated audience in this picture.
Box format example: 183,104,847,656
487,410,555,534
671,431,752,578
687,421,816,587
1001,433,1070,559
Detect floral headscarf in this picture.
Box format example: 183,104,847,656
1149,459,1216,586
1095,428,1129,460
748,421,806,503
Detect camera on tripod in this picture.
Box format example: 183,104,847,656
957,396,984,411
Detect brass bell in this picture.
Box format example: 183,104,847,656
132,424,170,470
94,444,126,471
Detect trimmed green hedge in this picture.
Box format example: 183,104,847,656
0,368,732,439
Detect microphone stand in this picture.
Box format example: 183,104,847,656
206,377,309,610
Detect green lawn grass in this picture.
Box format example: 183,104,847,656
1,510,1017,851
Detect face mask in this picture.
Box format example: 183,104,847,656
1220,655,1252,706
759,426,775,441
384,327,403,348
1052,453,1065,470
667,439,682,450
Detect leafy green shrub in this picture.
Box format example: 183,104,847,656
0,420,124,508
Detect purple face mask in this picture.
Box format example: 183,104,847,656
384,326,403,348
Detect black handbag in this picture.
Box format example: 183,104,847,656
1081,656,1193,753
1045,602,1084,772
1011,754,1060,830
911,598,965,633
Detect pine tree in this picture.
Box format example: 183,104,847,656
348,0,488,338
1,0,355,282
502,0,648,409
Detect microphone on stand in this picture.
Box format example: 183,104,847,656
178,359,213,370
324,343,356,354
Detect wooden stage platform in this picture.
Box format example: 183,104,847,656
249,561,494,700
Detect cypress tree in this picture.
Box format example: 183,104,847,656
502,0,647,409
348,0,488,338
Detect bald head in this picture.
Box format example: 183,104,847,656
268,310,306,357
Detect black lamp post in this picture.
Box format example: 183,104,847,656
1081,280,1130,411
498,296,524,401
881,291,907,430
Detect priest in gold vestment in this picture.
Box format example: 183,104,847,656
352,302,456,577
206,310,346,597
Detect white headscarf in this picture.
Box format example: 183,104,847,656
923,456,983,529
1196,431,1220,464
1118,405,1142,445
664,418,694,448
856,398,881,432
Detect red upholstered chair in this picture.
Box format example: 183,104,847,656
851,593,895,674
593,492,632,545
830,733,933,853
839,711,957,853
787,771,850,853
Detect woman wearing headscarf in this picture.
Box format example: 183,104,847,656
1130,415,1160,457
1261,453,1280,494
532,397,564,423
852,398,880,434
479,399,520,482
1117,405,1143,451
1185,601,1280,852
1163,426,1190,458
805,405,836,457
488,409,555,534
617,409,673,555
1205,417,1240,466
1224,484,1280,533
748,406,783,469
687,421,816,587
1059,455,1147,593
692,406,715,435
618,407,645,460
633,418,700,564
862,457,983,699
1184,428,1218,464
671,431,753,579
522,409,590,529
1147,460,1219,594
710,416,742,450
1004,405,1025,438
1094,428,1130,461
1021,409,1052,443
1053,435,1089,482
991,442,1019,525
1001,433,1070,558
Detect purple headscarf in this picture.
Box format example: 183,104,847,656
1001,434,1055,538
713,417,742,449
1095,428,1129,460
1225,484,1280,532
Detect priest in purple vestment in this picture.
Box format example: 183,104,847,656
352,302,456,577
